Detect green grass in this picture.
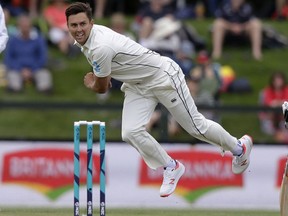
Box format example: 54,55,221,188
0,208,279,216
0,19,287,142
0,108,122,140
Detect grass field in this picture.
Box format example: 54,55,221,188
0,208,279,216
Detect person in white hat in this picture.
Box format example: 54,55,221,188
66,2,253,198
139,16,182,58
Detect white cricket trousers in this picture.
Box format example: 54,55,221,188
121,57,238,169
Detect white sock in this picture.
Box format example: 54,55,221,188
232,140,244,156
165,159,176,169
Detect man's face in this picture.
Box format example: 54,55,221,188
67,12,93,45
18,16,32,39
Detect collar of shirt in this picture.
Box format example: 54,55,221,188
74,25,96,53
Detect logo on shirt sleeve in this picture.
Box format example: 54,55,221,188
92,61,101,73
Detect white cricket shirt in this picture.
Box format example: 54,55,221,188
76,25,166,84
0,4,8,53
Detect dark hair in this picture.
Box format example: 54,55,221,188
269,71,287,89
65,2,93,22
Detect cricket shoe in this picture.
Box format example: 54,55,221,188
160,160,185,197
232,135,253,174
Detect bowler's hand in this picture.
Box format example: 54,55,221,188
84,72,96,90
83,72,112,93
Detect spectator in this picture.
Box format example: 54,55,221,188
259,72,288,143
137,0,175,19
43,0,77,56
0,4,9,53
203,0,230,17
4,14,53,94
188,50,222,109
211,0,262,60
135,0,175,41
274,0,288,19
139,16,196,75
139,17,182,58
110,12,135,41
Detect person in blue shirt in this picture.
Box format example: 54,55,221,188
4,14,53,93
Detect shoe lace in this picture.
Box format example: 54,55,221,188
233,153,245,165
234,156,239,164
162,168,174,184
220,147,225,157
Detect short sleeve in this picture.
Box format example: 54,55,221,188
91,45,115,77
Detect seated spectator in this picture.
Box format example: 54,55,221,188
138,16,205,75
211,0,262,60
189,51,222,101
139,17,182,59
4,14,53,94
43,0,77,56
259,72,288,143
187,50,222,120
110,12,135,41
135,0,175,41
205,0,229,17
274,0,288,19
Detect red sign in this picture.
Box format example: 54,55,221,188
2,149,101,189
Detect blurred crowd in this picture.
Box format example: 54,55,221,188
0,0,288,141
